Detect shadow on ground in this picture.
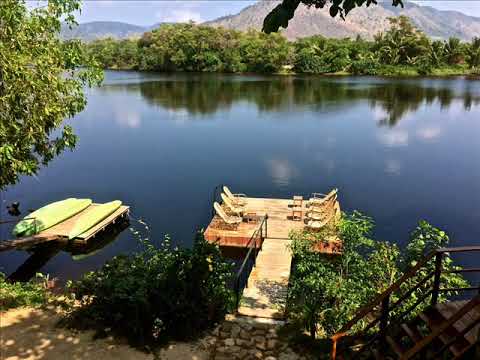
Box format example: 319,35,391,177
0,307,208,360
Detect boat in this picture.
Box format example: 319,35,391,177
67,200,122,240
13,198,92,237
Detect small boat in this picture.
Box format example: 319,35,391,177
67,200,122,240
13,198,92,237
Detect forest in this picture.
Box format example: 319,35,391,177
85,16,480,76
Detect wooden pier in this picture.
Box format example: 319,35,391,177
0,204,129,252
205,197,341,253
205,194,342,320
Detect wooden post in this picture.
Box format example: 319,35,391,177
431,252,443,306
379,294,390,349
264,214,268,238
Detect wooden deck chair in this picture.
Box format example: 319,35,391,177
221,193,244,216
306,201,341,230
223,186,247,206
306,197,336,220
308,188,338,208
214,202,242,226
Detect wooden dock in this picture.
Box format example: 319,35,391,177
205,195,342,320
0,204,129,252
205,197,341,253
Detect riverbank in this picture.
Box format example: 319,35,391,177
0,306,209,360
99,65,479,78
84,19,480,78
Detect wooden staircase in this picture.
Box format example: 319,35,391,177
331,247,480,360
381,296,480,359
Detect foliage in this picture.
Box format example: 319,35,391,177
85,38,139,70
263,0,404,34
0,273,49,311
129,23,292,73
87,18,477,77
287,212,468,339
374,16,430,68
466,37,480,69
0,0,103,189
398,221,468,314
294,37,353,74
67,233,233,345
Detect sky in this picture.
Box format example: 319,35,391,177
26,1,480,26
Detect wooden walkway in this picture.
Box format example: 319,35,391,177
0,204,129,252
238,238,292,319
206,194,342,319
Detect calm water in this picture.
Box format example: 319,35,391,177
2,71,480,282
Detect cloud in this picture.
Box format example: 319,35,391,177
156,9,203,23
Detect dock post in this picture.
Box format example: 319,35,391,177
264,214,268,239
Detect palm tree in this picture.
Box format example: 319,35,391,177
444,37,465,65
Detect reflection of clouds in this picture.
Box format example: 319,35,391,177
372,105,389,123
416,126,442,141
377,129,409,147
168,109,189,118
114,110,141,128
385,159,401,175
266,159,298,188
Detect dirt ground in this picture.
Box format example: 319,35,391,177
0,306,209,360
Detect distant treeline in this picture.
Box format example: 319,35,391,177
85,16,480,76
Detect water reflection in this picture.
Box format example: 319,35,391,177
3,71,480,283
100,75,480,126
7,220,129,282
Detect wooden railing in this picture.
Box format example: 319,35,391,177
331,246,480,360
233,215,268,311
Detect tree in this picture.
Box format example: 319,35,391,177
444,37,465,65
0,0,102,189
263,0,404,33
466,37,480,68
374,16,430,66
287,213,467,339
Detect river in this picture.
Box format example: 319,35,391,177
1,71,480,282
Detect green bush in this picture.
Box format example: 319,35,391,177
0,273,49,310
67,233,233,345
287,212,467,339
350,58,381,75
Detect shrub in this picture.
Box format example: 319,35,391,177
0,273,49,310
350,58,381,75
67,233,233,345
287,212,467,339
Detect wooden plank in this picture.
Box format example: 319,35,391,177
237,238,292,320
76,205,129,240
0,235,58,252
436,301,480,344
40,204,129,240
1,204,129,252
205,196,341,252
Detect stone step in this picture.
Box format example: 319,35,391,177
237,306,285,319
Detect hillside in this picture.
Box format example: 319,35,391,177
206,1,480,40
61,1,480,42
61,21,146,41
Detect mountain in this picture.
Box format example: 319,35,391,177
206,1,480,41
61,2,480,42
61,21,147,41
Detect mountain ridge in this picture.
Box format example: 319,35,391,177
61,1,480,41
